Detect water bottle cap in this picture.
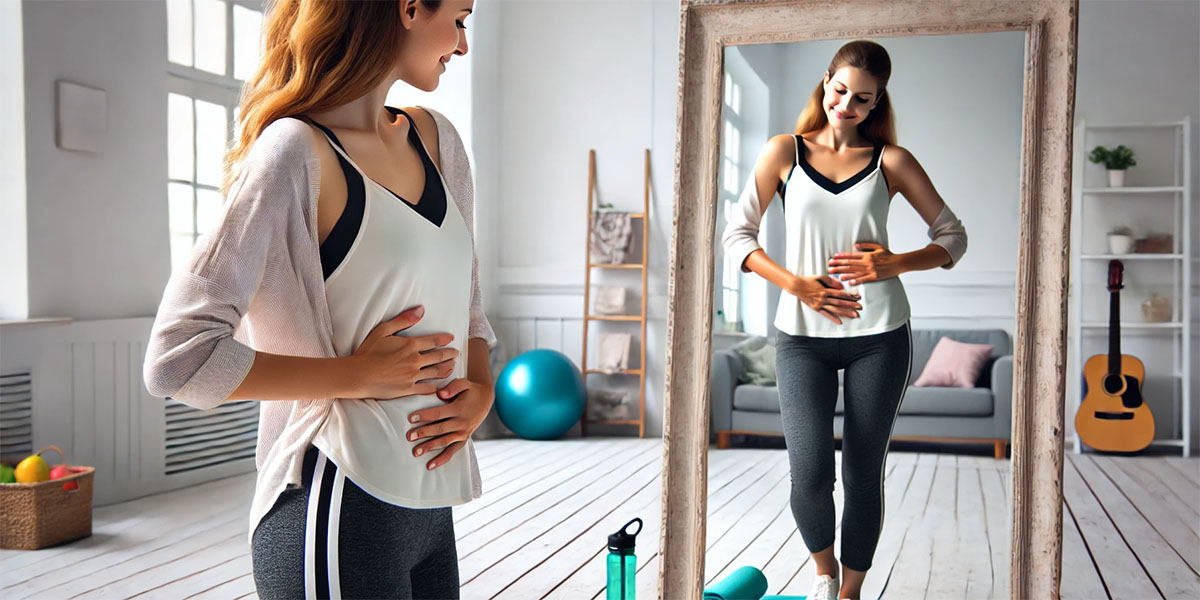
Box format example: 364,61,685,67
608,517,643,551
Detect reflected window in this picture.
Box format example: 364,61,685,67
719,72,745,330
166,0,263,273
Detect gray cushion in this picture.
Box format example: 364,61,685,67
736,384,995,417
892,386,994,416
731,336,777,386
733,384,783,412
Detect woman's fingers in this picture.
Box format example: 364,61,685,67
818,309,843,324
816,274,845,289
436,378,472,401
412,332,455,352
826,297,863,309
426,441,466,470
408,415,464,441
418,346,459,368
414,432,462,458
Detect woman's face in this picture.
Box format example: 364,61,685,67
822,66,881,129
396,0,474,92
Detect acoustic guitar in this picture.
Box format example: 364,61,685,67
1076,260,1155,453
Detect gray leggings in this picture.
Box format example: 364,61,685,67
251,445,460,599
775,321,912,572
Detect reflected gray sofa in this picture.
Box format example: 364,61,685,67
710,328,1013,458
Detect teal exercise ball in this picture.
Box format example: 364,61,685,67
495,349,585,440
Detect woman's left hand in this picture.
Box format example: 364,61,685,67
828,242,904,285
406,379,495,470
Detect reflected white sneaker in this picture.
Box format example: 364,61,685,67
807,572,839,600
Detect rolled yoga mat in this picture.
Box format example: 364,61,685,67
702,566,769,600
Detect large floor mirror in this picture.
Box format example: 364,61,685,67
659,1,1079,599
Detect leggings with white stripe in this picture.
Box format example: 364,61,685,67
775,321,911,572
251,446,460,599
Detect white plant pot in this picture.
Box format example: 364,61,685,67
1107,169,1126,187
1107,233,1134,254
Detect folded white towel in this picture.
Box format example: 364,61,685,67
596,332,632,374
594,285,627,315
590,211,634,264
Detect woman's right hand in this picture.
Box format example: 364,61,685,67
348,306,458,399
786,275,863,325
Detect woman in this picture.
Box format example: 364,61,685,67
722,40,967,600
143,1,491,598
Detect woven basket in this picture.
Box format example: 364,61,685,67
0,446,95,550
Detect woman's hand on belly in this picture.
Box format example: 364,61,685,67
786,274,863,325
348,306,460,399
404,378,495,470
828,242,903,285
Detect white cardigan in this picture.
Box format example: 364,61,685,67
142,107,496,546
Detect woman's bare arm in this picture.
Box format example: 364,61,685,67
883,145,966,271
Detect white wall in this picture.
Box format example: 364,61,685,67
1068,0,1200,451
1,0,28,320
3,0,1194,448
20,0,170,321
481,1,1197,448
478,0,679,437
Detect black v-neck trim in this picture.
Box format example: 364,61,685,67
306,108,447,228
795,136,883,195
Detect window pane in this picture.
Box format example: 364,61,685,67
723,121,732,159
170,232,195,274
196,188,224,235
732,82,741,115
724,72,731,106
168,93,194,182
233,5,262,81
233,104,242,143
168,182,195,235
195,99,228,187
194,0,227,76
730,126,740,161
167,0,193,66
723,158,734,195
729,163,739,195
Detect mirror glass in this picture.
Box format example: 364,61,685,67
706,31,1024,599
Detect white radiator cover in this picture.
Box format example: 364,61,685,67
1,318,258,506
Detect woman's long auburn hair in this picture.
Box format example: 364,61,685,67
221,0,442,198
793,40,897,147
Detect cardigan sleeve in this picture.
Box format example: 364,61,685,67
927,204,968,269
143,118,321,409
424,107,498,349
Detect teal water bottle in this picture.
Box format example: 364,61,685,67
606,517,642,600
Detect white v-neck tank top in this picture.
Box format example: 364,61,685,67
309,119,481,508
775,136,911,338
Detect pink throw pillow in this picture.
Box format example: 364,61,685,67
912,337,994,389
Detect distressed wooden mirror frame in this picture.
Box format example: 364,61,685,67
658,1,1079,598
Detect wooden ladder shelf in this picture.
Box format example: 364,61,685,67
580,149,650,438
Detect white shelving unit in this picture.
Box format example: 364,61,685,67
1071,117,1192,456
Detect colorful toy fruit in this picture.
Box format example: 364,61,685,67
15,454,50,483
49,465,71,479
0,463,15,483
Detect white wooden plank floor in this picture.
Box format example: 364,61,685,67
1,438,1196,599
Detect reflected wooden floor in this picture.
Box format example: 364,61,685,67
0,438,1196,599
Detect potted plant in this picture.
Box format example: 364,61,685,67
1107,226,1134,254
1088,144,1137,187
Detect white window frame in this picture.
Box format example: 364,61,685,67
167,0,263,270
718,70,745,330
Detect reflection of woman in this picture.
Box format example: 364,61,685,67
722,40,967,600
144,1,494,598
